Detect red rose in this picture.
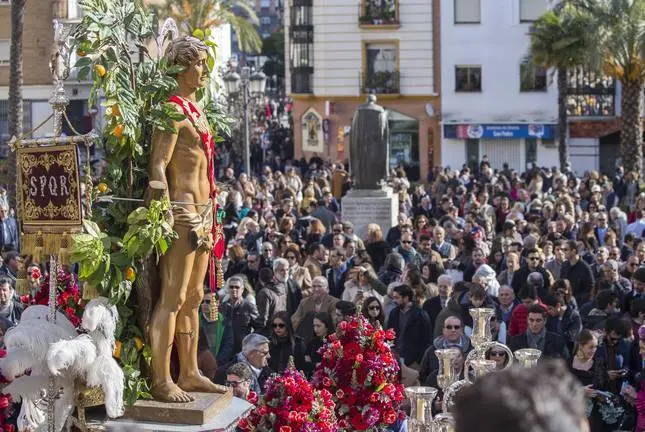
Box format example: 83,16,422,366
246,391,258,405
279,427,292,432
30,268,41,279
322,377,333,388
237,418,250,431
5,424,14,432
349,320,359,330
344,342,361,360
384,410,397,424
385,328,396,340
328,333,337,341
0,395,9,409
339,321,348,331
355,353,363,363
383,383,396,397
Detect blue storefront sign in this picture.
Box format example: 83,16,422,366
444,123,555,140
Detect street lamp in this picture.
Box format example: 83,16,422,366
223,64,267,176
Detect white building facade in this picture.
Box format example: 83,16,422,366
285,0,441,181
440,0,560,172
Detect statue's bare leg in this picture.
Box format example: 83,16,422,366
150,225,196,403
177,248,228,394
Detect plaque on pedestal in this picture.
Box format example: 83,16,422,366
124,391,233,425
341,187,399,240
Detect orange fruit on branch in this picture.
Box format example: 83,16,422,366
95,64,106,78
113,341,122,359
112,124,124,139
111,104,121,117
125,266,136,282
133,336,144,352
97,182,108,193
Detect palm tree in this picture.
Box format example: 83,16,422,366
525,3,594,171
8,0,26,209
161,0,262,54
571,0,645,175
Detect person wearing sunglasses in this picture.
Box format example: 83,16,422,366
267,311,306,374
215,333,271,395
225,362,253,400
419,315,472,387
510,248,552,297
395,233,422,269
595,317,631,396
361,296,385,328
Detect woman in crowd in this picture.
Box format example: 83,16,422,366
268,311,307,374
305,312,334,377
362,296,385,328
283,244,312,297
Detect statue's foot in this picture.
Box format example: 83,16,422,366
178,373,228,394
151,380,195,403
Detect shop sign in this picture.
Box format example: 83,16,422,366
444,123,554,140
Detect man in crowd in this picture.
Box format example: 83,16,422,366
216,333,272,395
225,362,253,400
508,304,569,360
219,275,258,355
387,284,432,368
0,278,22,325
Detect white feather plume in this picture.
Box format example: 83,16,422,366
3,375,49,402
47,334,97,376
87,354,125,418
0,348,43,380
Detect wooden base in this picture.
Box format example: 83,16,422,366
124,390,233,425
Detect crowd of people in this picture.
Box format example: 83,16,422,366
0,148,645,430
200,157,645,431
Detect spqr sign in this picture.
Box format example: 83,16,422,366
16,144,82,232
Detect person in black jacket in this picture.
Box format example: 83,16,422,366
560,240,595,304
508,304,569,361
544,293,582,352
510,248,552,297
386,284,432,367
268,311,306,374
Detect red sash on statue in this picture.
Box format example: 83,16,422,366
167,95,225,292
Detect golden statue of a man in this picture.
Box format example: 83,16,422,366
147,36,226,403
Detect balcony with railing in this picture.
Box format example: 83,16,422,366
360,70,400,95
566,67,616,117
358,0,400,29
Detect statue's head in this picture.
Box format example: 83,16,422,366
164,36,209,89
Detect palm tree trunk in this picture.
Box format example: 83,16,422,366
557,67,569,171
620,78,644,175
8,0,26,211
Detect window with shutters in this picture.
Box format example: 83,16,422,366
520,0,547,22
454,0,481,24
289,0,314,94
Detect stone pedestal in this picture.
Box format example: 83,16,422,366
123,391,233,425
341,187,399,240
101,395,253,432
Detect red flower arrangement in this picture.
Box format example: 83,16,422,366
313,315,405,431
32,267,83,327
0,349,14,432
238,368,337,432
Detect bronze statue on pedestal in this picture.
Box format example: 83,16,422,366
147,36,226,403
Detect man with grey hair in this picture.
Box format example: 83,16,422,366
219,275,259,355
422,274,453,324
291,275,338,341
254,259,289,334
216,333,271,395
